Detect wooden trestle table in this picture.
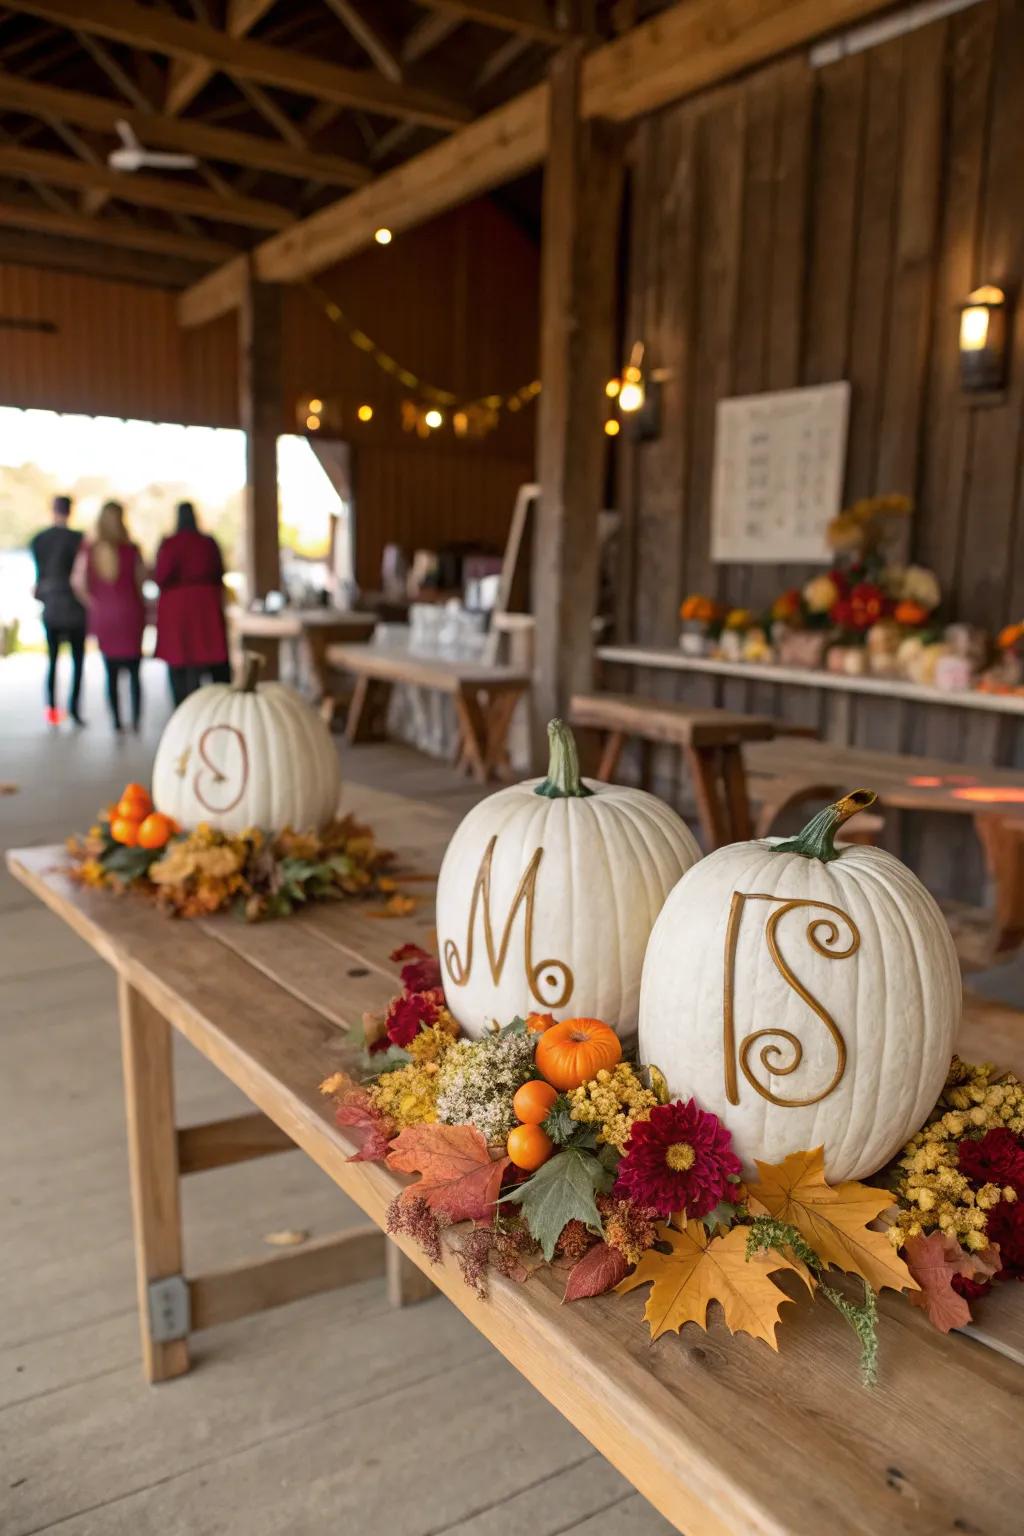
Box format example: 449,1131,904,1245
8,783,1024,1536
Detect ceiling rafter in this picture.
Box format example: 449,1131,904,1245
0,197,235,261
9,0,473,129
0,74,372,186
233,74,308,149
0,141,293,228
322,0,403,83
166,0,275,116
410,0,578,44
75,28,154,113
401,12,460,64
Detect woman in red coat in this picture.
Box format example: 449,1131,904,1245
154,502,230,707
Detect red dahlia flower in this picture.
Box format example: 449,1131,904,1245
957,1128,1024,1196
847,581,890,630
986,1200,1024,1280
390,943,442,993
383,986,443,1048
614,1099,741,1220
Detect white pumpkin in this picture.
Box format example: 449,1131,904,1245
152,654,341,835
639,791,961,1182
435,719,701,1040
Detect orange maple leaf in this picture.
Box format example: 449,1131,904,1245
747,1147,916,1295
903,1233,1001,1333
386,1123,510,1222
615,1221,809,1349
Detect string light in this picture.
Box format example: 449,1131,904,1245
357,404,373,422
604,418,621,437
374,227,392,245
605,378,621,398
305,413,321,431
424,408,443,430
308,397,323,413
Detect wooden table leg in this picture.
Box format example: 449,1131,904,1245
453,687,490,783
721,745,752,841
118,978,189,1384
385,1242,436,1307
596,730,626,781
482,687,523,780
684,744,729,851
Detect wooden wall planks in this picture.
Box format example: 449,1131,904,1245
620,0,1024,641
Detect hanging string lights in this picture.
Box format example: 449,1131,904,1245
297,278,541,441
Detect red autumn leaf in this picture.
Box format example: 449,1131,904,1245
904,1231,977,1333
563,1241,629,1303
387,1123,511,1222
335,1091,395,1163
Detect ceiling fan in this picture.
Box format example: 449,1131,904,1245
108,120,198,173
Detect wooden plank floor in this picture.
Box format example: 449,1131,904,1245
0,654,670,1536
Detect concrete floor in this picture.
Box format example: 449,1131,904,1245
0,652,673,1536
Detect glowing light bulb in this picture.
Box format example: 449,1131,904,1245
959,306,990,352
374,227,392,245
357,404,373,422
618,379,645,413
605,377,621,398
305,413,321,431
308,397,323,413
604,418,621,437
424,408,443,429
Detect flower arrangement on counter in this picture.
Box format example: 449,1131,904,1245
320,945,1024,1384
66,780,409,921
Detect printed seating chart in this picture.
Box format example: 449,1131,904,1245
710,382,850,563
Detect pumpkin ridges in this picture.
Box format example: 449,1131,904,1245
535,1018,622,1091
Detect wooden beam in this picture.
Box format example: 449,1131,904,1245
176,1111,295,1174
411,0,574,44
0,74,371,186
239,264,282,599
12,0,472,129
75,28,154,113
179,0,903,325
323,0,403,82
0,224,212,285
532,43,623,730
0,141,291,228
0,198,234,262
401,11,459,63
166,0,275,116
188,1227,386,1330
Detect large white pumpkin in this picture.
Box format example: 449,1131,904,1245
639,791,961,1182
152,655,341,835
435,719,701,1040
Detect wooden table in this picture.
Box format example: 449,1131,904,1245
8,785,1024,1536
327,642,530,783
230,608,376,700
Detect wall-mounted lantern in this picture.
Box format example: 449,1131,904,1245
958,285,1010,393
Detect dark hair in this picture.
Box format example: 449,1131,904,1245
176,501,198,533
52,494,72,519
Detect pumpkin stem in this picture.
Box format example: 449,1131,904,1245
236,650,266,694
771,788,877,863
535,719,593,799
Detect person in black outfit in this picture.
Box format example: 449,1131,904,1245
29,494,87,726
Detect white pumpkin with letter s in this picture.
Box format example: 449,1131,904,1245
639,791,961,1182
151,654,341,835
435,719,701,1040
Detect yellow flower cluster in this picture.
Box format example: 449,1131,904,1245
568,1064,657,1153
888,1058,1024,1251
407,1017,460,1066
368,1061,441,1128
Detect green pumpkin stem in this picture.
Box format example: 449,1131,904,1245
535,719,593,799
236,650,266,694
771,788,877,862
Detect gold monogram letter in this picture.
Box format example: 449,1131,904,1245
444,836,573,1009
722,893,859,1109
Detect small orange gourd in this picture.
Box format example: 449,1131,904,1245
507,1123,554,1171
512,1080,558,1126
534,1018,622,1092
137,812,178,851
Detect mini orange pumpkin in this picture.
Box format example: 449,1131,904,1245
137,811,178,851
110,815,141,847
512,1079,558,1126
526,1012,557,1034
534,1018,622,1092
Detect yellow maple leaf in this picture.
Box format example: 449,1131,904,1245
747,1146,917,1295
616,1221,808,1349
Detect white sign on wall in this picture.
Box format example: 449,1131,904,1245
710,382,850,564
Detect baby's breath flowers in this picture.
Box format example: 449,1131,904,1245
567,1063,658,1153
435,1029,536,1144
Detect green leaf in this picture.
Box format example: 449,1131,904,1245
101,844,156,881
498,1016,528,1037
541,1096,577,1146
501,1147,614,1261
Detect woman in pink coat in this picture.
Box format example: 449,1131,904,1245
72,501,146,733
154,502,230,707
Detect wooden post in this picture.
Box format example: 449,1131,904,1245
532,44,624,742
239,261,282,601
118,978,189,1383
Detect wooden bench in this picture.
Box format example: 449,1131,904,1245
569,690,786,848
747,738,1024,972
8,784,1024,1536
230,608,376,703
327,641,530,784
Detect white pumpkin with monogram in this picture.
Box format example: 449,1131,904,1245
639,790,961,1182
151,653,341,835
435,719,701,1040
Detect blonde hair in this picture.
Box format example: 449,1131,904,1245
92,500,128,583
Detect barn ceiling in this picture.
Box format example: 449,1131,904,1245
0,1,671,287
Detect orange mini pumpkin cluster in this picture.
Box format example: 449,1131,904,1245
108,783,179,851
506,1018,623,1171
